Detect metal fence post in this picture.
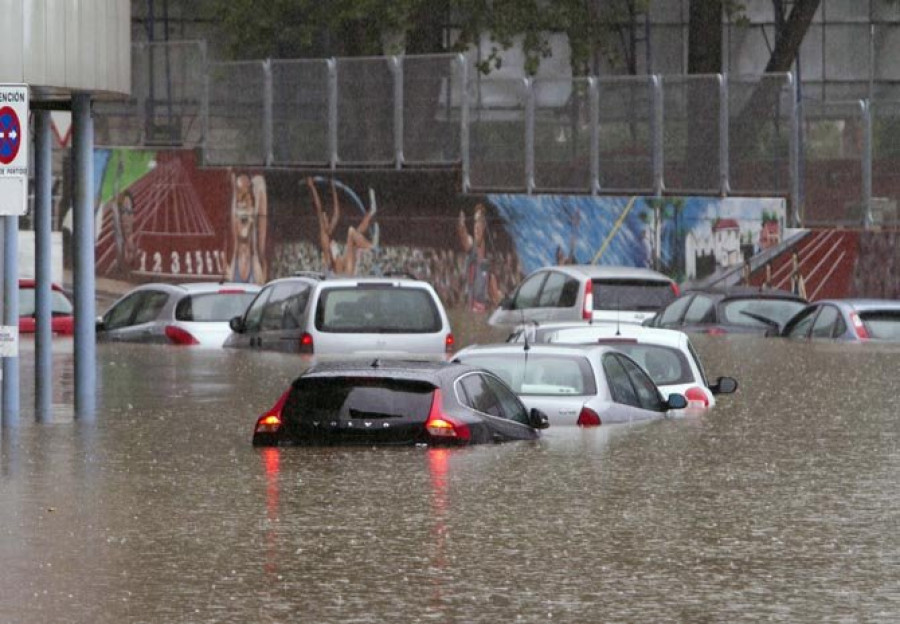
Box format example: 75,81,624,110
652,75,664,196
459,55,471,192
525,77,535,194
788,72,800,227
719,74,730,196
263,59,273,167
201,60,210,166
328,58,338,169
589,77,600,195
392,56,404,169
862,99,873,228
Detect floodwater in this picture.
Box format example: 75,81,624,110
2,333,900,623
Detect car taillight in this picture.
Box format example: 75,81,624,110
683,387,710,408
582,280,594,320
706,327,727,336
670,282,681,297
445,333,455,353
577,406,602,427
299,332,314,354
217,288,246,294
425,389,470,441
165,325,200,345
849,312,869,339
254,390,290,434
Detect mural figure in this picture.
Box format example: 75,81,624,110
306,177,378,276
228,172,268,284
457,203,502,312
113,190,139,274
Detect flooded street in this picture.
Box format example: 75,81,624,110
2,335,900,623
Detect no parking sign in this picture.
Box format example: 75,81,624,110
0,84,28,215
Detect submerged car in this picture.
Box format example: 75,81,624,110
97,282,261,347
226,274,454,357
452,343,688,426
488,265,679,328
252,359,549,446
647,286,807,336
18,279,74,335
507,322,737,408
781,299,900,342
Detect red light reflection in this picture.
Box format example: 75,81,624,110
261,447,281,576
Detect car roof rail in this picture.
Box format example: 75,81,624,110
292,270,327,280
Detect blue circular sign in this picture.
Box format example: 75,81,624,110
0,106,22,165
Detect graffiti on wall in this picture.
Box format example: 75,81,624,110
89,149,788,308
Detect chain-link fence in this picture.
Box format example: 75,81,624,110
92,42,900,228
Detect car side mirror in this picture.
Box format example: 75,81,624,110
642,317,655,327
229,315,246,333
95,316,105,331
710,376,738,395
666,393,688,410
499,296,512,310
529,407,550,430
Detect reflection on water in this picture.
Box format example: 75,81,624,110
2,336,900,622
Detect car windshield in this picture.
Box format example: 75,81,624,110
284,377,436,423
592,279,675,311
175,292,258,322
860,310,900,340
315,285,441,333
721,298,806,328
18,288,73,317
456,353,597,396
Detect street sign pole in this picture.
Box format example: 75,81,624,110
0,84,29,426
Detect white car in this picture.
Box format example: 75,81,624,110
506,321,738,408
489,265,678,328
452,343,687,426
97,282,261,348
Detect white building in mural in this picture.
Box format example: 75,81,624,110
685,218,743,280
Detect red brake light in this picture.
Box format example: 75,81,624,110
445,333,455,353
165,325,200,345
255,390,290,434
670,282,681,297
849,312,869,339
706,327,727,336
299,332,314,354
684,387,710,408
577,406,602,427
425,389,470,441
582,280,593,320
217,288,246,294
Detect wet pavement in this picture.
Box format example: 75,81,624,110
2,332,900,623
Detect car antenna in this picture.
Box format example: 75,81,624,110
371,358,380,368
615,294,622,336
521,308,530,351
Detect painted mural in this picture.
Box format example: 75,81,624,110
88,149,789,311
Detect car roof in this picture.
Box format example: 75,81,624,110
534,264,675,282
302,358,478,382
456,342,620,359
685,286,805,301
133,281,261,294
817,298,900,312
18,279,66,291
541,323,688,348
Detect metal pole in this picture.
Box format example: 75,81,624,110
652,75,664,197
34,110,53,421
719,74,730,196
72,94,96,420
459,55,470,192
788,72,800,228
524,78,535,194
328,58,338,169
392,56,404,170
263,59,273,167
201,58,209,166
2,215,19,426
589,77,600,195
862,100,873,228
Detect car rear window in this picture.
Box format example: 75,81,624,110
18,288,73,316
860,311,900,340
283,377,436,423
175,292,258,322
315,285,442,333
456,353,597,396
721,298,806,328
592,279,675,311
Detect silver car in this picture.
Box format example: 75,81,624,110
489,264,678,328
781,298,900,342
452,343,687,426
97,282,261,348
225,274,454,357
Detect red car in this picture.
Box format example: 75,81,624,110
18,279,75,335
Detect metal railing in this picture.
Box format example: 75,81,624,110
92,41,900,228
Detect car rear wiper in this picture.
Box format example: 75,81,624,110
739,310,780,331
